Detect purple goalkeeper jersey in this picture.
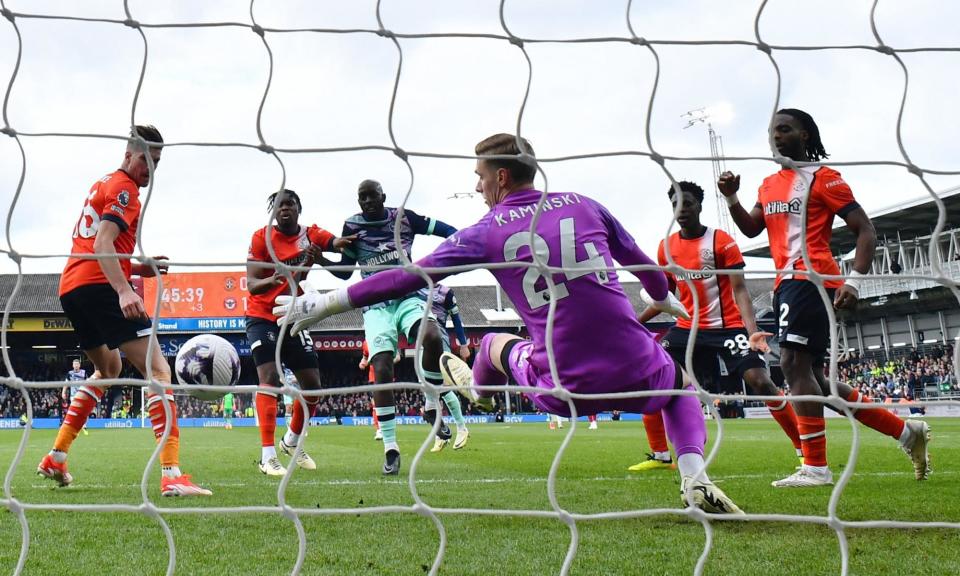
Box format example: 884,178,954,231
348,188,672,397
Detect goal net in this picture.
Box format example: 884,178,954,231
1,2,959,575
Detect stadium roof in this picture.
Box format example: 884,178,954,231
741,184,960,258
0,274,775,331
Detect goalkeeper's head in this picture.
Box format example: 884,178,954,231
474,133,537,208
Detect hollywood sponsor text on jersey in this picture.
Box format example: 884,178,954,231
764,198,803,216
493,193,583,226
363,248,405,267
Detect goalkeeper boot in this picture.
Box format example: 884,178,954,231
383,449,401,476
899,419,931,480
680,476,744,515
771,466,833,488
258,456,287,477
627,453,674,472
161,474,212,497
439,352,494,412
37,454,73,487
280,438,317,471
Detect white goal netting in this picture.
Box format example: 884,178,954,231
2,1,959,575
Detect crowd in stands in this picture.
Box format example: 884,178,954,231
1,351,537,420
5,344,952,420
838,344,957,400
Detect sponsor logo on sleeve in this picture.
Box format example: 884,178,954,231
110,205,126,216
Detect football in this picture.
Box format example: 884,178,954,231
174,334,241,401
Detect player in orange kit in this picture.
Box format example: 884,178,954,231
39,125,211,496
629,181,801,472
246,189,354,476
718,108,929,486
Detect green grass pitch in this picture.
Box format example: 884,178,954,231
2,418,958,575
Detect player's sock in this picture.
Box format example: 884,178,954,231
162,466,183,478
441,390,466,428
642,412,670,454
377,405,397,450
765,393,802,451
256,389,279,449
147,393,180,468
677,453,709,481
261,445,278,461
53,385,104,454
423,393,450,435
797,415,828,467
473,334,508,395
588,414,597,423
845,389,906,440
372,401,380,430
661,389,707,461
288,396,319,440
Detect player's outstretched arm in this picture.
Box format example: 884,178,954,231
718,171,766,238
408,210,457,239
273,261,443,333
275,222,489,332
431,220,457,238
322,224,360,280
596,202,688,320
834,207,876,310
322,252,357,280
613,243,688,320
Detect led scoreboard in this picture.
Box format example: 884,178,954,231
141,272,248,332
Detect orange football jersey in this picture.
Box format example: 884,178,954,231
59,170,141,296
246,224,335,321
756,166,858,289
658,227,745,330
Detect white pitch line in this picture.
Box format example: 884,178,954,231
26,469,955,490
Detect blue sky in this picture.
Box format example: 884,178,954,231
1,0,958,287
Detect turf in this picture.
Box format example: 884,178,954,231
1,418,957,575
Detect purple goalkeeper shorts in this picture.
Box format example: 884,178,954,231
502,340,680,417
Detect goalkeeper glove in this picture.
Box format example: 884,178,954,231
639,288,690,321
273,280,352,334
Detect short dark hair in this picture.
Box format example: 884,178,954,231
667,181,705,205
267,189,302,213
131,124,163,145
475,133,537,184
358,179,383,195
777,108,829,162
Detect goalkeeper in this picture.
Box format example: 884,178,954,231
275,133,744,515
